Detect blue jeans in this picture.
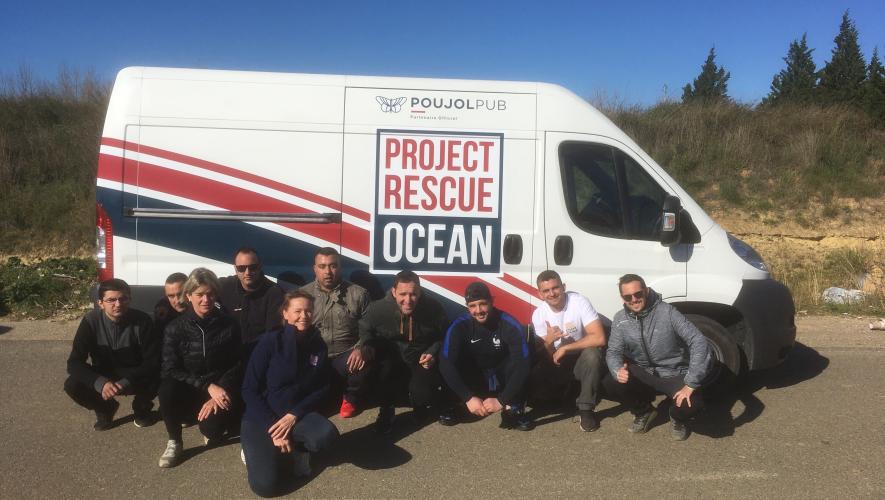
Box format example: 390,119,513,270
241,412,339,497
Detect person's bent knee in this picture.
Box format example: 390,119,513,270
248,475,278,498
63,376,80,396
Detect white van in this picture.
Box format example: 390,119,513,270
95,67,795,377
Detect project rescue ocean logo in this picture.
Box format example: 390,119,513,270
371,129,504,275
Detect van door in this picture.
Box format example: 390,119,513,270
542,132,687,318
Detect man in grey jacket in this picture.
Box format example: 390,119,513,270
605,274,713,440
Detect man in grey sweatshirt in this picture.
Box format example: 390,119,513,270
605,274,713,441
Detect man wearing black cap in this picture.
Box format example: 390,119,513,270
439,282,534,431
357,270,450,434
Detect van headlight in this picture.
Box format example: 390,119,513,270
727,234,768,272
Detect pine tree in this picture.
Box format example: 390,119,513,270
764,34,817,105
819,10,866,105
865,47,885,123
682,47,731,102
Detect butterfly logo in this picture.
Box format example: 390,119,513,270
376,96,407,113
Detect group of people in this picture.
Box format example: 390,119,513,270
65,246,716,497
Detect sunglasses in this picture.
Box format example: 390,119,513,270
235,264,260,273
621,290,645,302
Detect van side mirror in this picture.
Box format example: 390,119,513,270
661,195,681,247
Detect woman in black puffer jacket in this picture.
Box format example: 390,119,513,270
157,268,243,468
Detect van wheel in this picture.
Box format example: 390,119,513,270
684,314,742,390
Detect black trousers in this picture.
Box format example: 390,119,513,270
330,348,373,405
64,375,158,416
604,363,704,422
158,378,241,442
241,413,339,497
373,343,451,410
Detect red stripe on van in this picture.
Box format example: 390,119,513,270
101,138,372,222
131,160,371,256
424,275,532,324
501,273,538,297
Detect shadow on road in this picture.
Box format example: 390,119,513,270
318,408,442,474
0,325,11,335
692,342,830,438
530,342,829,437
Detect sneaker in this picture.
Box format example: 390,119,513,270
577,410,599,432
437,407,457,427
670,419,690,441
158,440,182,468
629,406,657,434
93,399,120,431
375,405,395,435
339,397,358,418
133,412,155,428
240,448,246,465
500,406,534,431
202,434,223,447
292,450,312,477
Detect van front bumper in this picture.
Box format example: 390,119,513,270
733,279,797,370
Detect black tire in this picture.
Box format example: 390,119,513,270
684,314,742,388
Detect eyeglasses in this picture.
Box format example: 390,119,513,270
235,264,260,273
621,290,645,302
102,296,130,304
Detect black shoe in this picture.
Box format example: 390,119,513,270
578,410,599,432
629,406,656,434
670,419,690,441
437,407,457,427
500,407,534,431
375,406,395,435
133,412,156,428
411,405,433,423
93,399,120,431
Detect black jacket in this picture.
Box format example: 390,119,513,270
67,308,158,391
358,293,448,365
219,275,284,345
439,309,531,405
161,307,243,393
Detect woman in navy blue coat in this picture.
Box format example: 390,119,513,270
241,290,339,497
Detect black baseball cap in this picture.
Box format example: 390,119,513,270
464,282,492,304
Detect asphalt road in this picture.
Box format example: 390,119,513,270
1,315,883,499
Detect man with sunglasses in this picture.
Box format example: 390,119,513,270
299,247,371,418
65,279,159,430
219,247,284,359
606,274,714,441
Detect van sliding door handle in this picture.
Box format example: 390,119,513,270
554,235,573,265
503,234,523,264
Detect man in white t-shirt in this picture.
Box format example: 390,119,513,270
528,270,607,432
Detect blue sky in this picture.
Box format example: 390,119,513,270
2,1,883,105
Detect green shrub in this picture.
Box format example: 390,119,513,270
0,257,96,319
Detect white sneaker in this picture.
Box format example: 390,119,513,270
240,448,246,465
292,450,311,477
158,440,182,468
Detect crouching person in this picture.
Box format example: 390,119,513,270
241,290,339,497
158,268,243,468
605,274,714,441
439,282,534,431
358,270,450,434
65,278,158,430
